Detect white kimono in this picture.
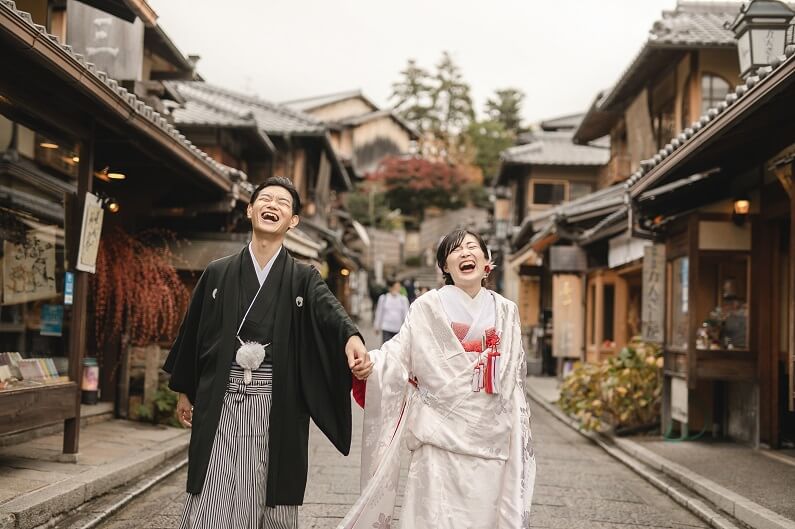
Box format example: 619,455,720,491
339,287,536,529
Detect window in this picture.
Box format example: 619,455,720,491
533,181,566,205
701,74,731,112
570,182,593,201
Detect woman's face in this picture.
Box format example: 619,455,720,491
444,233,487,288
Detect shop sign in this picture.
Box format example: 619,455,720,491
642,244,666,343
550,246,587,273
3,226,57,304
77,192,104,274
552,274,583,358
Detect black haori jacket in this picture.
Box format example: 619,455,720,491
163,246,359,506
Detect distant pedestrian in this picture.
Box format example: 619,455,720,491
403,277,417,303
373,279,409,344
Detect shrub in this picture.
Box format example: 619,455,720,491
558,338,662,432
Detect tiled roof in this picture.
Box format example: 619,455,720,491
168,82,326,136
625,47,795,193
540,113,584,131
501,131,609,166
604,3,740,109
0,0,243,191
338,109,420,139
283,90,378,113
650,2,738,47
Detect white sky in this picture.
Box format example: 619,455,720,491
148,0,730,125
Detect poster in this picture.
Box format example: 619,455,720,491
3,226,57,304
64,272,74,305
41,304,64,337
77,192,104,273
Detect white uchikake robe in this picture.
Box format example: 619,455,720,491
338,288,536,529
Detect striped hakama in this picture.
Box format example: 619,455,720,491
178,364,298,529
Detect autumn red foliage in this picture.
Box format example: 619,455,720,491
370,156,468,191
91,227,190,348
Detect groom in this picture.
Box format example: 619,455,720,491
164,176,372,527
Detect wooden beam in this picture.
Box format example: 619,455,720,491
63,130,94,455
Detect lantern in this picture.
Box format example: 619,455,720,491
729,0,795,78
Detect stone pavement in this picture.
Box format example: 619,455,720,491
82,386,708,529
0,419,189,529
528,375,795,529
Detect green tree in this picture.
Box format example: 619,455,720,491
430,51,475,146
485,88,525,134
390,59,433,134
466,119,514,182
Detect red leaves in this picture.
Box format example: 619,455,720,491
369,156,469,192
92,227,190,348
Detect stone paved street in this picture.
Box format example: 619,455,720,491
80,389,709,529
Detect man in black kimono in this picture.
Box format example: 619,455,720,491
164,176,372,528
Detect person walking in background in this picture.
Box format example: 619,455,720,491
374,279,410,344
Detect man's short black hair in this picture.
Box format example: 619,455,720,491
250,176,301,215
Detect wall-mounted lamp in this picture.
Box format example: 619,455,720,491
733,196,750,225
340,268,350,277
96,192,120,214
94,166,127,181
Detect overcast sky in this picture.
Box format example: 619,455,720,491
148,0,721,125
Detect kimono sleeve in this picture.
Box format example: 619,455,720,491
360,305,413,486
163,269,208,403
301,268,360,455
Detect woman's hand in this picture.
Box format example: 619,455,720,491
346,335,374,380
176,393,193,428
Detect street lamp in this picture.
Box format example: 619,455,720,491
729,0,795,78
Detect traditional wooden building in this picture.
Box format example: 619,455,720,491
283,90,419,179
0,0,247,453
495,114,609,374
621,34,795,448
163,82,364,309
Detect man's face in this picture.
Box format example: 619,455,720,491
247,186,299,237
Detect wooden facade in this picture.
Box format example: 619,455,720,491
0,0,245,453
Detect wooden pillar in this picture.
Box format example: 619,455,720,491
790,179,795,414
63,131,93,455
689,51,701,122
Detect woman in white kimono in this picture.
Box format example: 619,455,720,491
341,229,536,529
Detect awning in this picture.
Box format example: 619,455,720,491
508,242,543,270
168,229,324,271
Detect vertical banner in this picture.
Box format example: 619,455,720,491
3,226,57,304
642,244,666,343
77,192,104,273
552,274,583,359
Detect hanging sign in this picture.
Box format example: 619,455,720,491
76,192,104,274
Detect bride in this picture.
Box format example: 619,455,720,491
341,229,536,529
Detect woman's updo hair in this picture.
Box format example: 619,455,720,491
436,229,489,286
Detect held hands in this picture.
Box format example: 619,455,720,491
345,335,374,380
176,393,193,428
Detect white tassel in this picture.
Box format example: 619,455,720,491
236,341,267,385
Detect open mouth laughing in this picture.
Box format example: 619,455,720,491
458,260,477,272
260,210,280,223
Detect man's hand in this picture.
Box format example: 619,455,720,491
176,393,193,428
345,335,373,380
